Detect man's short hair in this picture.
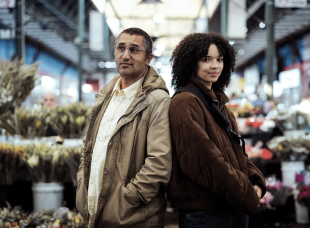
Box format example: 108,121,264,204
116,27,153,55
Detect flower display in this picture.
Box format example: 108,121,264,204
267,135,310,161
49,103,92,139
0,106,51,137
245,141,273,160
297,185,310,207
0,143,82,184
0,58,39,115
259,191,274,206
23,144,82,183
0,206,86,228
0,143,26,185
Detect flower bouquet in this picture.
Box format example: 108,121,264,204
259,191,274,209
267,136,310,161
49,103,92,139
0,206,87,228
23,144,70,183
0,58,39,115
0,106,51,138
0,143,26,185
297,186,310,208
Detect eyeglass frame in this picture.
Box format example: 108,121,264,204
114,44,150,56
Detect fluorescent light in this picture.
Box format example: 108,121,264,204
259,22,266,28
153,13,164,24
156,43,165,52
67,88,77,96
155,62,162,69
41,75,56,89
92,0,106,13
238,49,245,55
105,62,116,68
98,62,105,68
229,41,235,45
153,50,162,57
82,84,93,93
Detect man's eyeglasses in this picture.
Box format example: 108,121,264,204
114,45,147,55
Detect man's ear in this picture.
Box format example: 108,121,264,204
145,53,153,66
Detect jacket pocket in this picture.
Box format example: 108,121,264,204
76,175,88,220
120,183,145,222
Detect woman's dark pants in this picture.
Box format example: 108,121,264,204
179,209,249,228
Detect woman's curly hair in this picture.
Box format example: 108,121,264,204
170,32,236,91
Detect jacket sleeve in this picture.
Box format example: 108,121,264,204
77,135,86,182
246,157,266,198
131,97,172,204
170,94,259,215
228,110,267,198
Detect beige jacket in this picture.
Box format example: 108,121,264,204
76,66,172,228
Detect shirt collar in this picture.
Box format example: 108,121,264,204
113,76,143,98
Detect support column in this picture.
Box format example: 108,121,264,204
221,0,227,38
265,0,275,84
15,0,25,60
78,0,84,101
103,13,109,60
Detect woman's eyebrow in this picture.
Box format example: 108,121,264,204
206,55,223,58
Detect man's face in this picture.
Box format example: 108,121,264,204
114,33,153,78
43,93,57,110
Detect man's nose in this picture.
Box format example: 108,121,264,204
121,48,130,59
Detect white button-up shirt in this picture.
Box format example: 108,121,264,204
88,77,143,215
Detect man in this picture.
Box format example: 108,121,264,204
42,91,58,110
76,27,172,228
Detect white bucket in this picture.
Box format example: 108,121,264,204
281,161,305,186
293,189,309,224
32,182,64,212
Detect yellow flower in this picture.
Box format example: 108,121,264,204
35,120,42,129
278,144,283,151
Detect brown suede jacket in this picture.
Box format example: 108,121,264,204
167,76,266,216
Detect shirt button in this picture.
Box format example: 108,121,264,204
144,101,147,105
109,142,112,146
104,171,107,175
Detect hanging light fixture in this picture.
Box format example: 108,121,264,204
140,0,163,3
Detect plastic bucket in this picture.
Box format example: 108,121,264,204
281,161,305,186
293,189,309,224
32,182,64,212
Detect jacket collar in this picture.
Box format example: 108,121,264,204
189,76,229,108
99,65,169,99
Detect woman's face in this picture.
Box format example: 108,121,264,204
196,44,224,89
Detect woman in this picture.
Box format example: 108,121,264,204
167,32,266,228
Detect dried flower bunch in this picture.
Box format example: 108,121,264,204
0,143,82,184
65,146,83,186
267,135,310,161
24,144,71,183
0,58,39,115
0,143,26,185
0,106,51,138
0,112,15,135
49,103,92,139
0,206,87,228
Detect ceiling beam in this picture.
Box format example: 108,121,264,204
36,0,77,30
